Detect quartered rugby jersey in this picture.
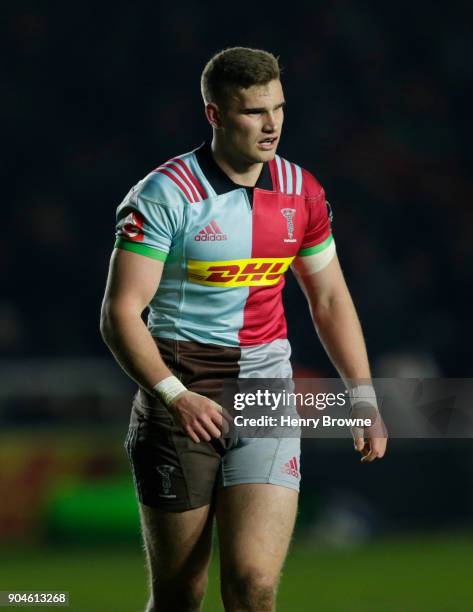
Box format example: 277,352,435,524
114,142,334,349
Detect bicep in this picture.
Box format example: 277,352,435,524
292,251,349,306
102,248,164,315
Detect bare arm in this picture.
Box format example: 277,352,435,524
100,248,224,443
100,248,171,389
292,253,387,461
292,254,370,383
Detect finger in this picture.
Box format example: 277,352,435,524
371,438,387,458
356,441,371,461
197,414,221,439
209,403,232,434
211,402,232,424
352,422,364,444
210,411,229,434
209,411,223,427
220,410,232,434
354,436,365,452
361,453,377,463
219,405,232,419
204,419,223,439
211,401,223,413
193,422,212,442
210,404,232,424
361,448,379,463
214,414,230,435
184,425,201,444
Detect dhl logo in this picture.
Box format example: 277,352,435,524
187,257,295,287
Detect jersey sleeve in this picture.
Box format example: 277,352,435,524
293,169,336,274
114,175,184,262
298,169,333,257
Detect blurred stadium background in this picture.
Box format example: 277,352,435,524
2,2,473,610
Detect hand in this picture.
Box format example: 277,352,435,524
354,435,387,463
351,402,388,463
168,390,228,443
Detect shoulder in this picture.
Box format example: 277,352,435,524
271,154,324,199
134,149,208,207
300,166,324,200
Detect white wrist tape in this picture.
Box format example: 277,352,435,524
349,385,378,410
153,376,187,406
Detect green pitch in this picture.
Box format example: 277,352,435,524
1,535,472,611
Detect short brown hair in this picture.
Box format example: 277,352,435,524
201,47,281,105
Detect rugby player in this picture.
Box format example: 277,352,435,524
100,47,387,612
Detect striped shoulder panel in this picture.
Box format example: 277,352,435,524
186,149,218,200
153,153,208,204
273,155,303,196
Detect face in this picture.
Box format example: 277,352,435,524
209,79,285,165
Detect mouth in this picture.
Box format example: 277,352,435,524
257,136,278,150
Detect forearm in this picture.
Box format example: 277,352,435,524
100,307,172,392
310,293,371,386
101,306,224,443
296,253,386,457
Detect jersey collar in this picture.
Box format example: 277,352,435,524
195,141,274,195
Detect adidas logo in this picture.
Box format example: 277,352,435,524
194,220,227,241
281,456,300,479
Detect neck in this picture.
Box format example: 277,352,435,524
210,135,263,187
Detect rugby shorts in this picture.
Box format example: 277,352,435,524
124,390,301,511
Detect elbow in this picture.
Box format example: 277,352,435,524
100,298,123,345
310,300,331,325
310,291,356,325
100,297,142,345
309,291,344,319
100,300,113,345
310,283,353,312
309,291,335,316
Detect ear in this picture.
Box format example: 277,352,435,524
205,102,222,129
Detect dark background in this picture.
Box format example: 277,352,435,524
1,4,472,609
3,1,472,375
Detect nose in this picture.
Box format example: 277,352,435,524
263,111,278,133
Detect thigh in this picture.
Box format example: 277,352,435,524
125,390,221,511
216,484,298,580
140,503,214,581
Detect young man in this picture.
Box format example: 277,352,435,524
101,47,387,612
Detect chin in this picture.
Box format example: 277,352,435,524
251,149,277,163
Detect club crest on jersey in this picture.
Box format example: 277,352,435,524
194,220,227,241
156,465,176,498
281,208,296,243
117,211,145,242
187,257,294,287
